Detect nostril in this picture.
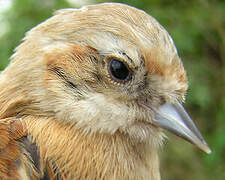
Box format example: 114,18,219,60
159,96,166,105
145,98,148,104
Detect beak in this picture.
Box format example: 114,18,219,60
144,100,211,154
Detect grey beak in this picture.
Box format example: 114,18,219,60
152,100,211,154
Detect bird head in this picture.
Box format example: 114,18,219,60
0,3,210,153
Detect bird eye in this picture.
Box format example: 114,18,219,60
108,58,131,83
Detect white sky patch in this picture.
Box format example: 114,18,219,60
0,0,95,38
67,0,93,6
0,0,11,12
0,0,12,37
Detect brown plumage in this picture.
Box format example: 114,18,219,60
0,3,210,180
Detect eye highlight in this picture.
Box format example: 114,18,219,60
108,58,131,83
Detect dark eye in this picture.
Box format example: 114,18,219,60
108,58,131,83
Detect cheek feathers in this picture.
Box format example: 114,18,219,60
44,44,95,74
44,44,100,85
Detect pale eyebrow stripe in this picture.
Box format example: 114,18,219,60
121,52,135,66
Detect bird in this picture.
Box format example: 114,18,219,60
0,3,211,180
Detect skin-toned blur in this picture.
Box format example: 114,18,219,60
0,0,224,180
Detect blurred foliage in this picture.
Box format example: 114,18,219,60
0,0,224,179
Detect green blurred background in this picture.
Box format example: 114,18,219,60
0,0,224,179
